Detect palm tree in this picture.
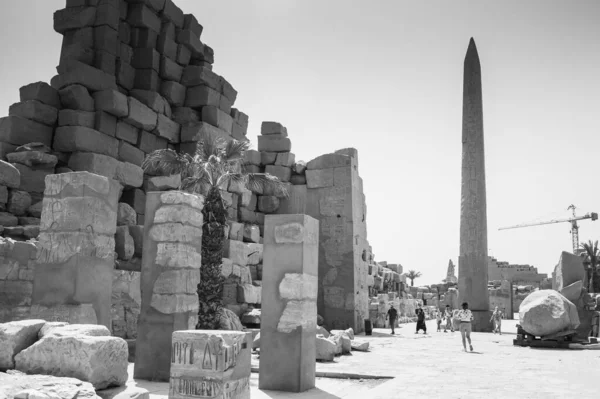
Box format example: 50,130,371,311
406,270,422,287
579,240,599,293
142,133,288,329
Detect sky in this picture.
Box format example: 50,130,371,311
1,0,599,285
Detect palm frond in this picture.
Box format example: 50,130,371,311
246,173,290,198
217,173,245,192
223,139,250,163
142,149,192,176
181,170,212,195
196,131,226,161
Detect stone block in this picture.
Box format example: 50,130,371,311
160,81,186,107
139,130,168,153
219,77,237,104
554,251,587,292
180,121,230,144
176,29,203,56
290,175,306,185
0,212,19,226
8,101,58,127
132,47,160,72
238,207,264,225
58,109,95,128
94,50,116,75
116,60,136,90
15,335,128,389
275,152,295,167
306,169,334,188
124,97,158,131
20,82,61,109
117,203,137,226
59,84,95,111
201,106,232,133
52,60,117,92
162,0,184,27
265,165,291,182
54,126,119,158
118,141,145,166
93,90,128,117
0,117,54,147
172,107,200,125
130,89,170,115
257,196,280,213
134,69,160,91
243,224,260,243
54,6,97,34
93,25,119,56
183,14,203,37
243,150,261,166
227,221,244,241
260,152,277,166
95,2,120,30
176,43,192,65
127,4,161,32
261,121,287,137
154,113,180,143
307,153,355,170
115,226,135,261
0,319,46,371
257,135,291,153
116,121,140,144
0,161,21,189
169,330,251,399
160,55,183,82
185,84,221,108
237,284,261,304
13,164,53,194
259,214,318,392
157,32,178,59
144,174,181,191
7,190,32,216
181,65,220,90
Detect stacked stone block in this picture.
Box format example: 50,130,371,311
135,190,204,382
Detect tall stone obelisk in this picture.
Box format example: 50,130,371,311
458,38,492,332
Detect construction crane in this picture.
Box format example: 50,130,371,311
498,204,598,254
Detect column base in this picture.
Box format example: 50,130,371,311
470,310,494,332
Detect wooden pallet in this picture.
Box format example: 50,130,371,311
513,324,576,348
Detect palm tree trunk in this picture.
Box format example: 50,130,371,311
196,187,227,330
410,279,414,287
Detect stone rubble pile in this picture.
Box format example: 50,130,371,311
0,319,129,390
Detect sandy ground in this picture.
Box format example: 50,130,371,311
121,319,600,399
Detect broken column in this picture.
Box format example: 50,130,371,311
259,214,318,392
169,330,252,399
134,190,204,382
32,172,120,328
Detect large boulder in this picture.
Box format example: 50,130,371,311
0,320,46,371
0,371,100,399
315,335,336,361
519,290,580,337
14,335,128,390
553,251,587,291
316,325,330,338
560,280,584,304
350,340,370,351
330,331,351,354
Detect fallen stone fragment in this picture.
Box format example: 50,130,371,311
15,335,128,389
0,372,100,399
6,151,58,169
316,335,337,361
40,324,111,338
350,340,369,351
0,319,46,371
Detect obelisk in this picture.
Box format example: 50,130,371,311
458,38,492,332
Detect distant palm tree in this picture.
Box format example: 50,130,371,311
142,133,288,329
406,270,422,287
579,240,599,293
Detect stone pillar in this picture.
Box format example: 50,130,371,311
169,330,252,399
458,38,492,331
32,172,120,329
134,191,204,382
259,214,318,392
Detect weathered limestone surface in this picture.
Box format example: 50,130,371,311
259,214,318,392
169,330,251,399
0,372,101,399
0,239,38,323
552,251,587,292
32,172,120,329
0,319,45,371
135,190,204,382
458,39,492,331
15,334,128,389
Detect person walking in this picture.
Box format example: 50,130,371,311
490,306,503,334
436,309,442,332
457,302,474,352
443,305,454,333
386,304,398,334
415,304,427,334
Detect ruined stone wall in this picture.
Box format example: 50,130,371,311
488,280,513,316
0,0,252,335
488,257,547,284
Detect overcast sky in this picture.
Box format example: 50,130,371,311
1,0,599,285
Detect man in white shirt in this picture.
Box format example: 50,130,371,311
457,302,474,352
